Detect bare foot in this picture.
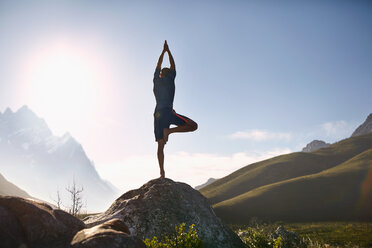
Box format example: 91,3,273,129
163,128,170,143
160,170,165,178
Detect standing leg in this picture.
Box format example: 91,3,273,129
157,139,166,178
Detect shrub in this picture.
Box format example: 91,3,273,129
144,223,204,248
238,228,283,248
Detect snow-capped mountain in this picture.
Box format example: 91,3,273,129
0,106,119,212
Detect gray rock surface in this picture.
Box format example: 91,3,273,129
0,196,84,248
352,113,372,137
71,218,145,248
302,140,330,152
84,178,245,248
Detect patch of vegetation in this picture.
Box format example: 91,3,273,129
144,223,204,248
284,222,372,248
232,221,372,248
238,227,284,248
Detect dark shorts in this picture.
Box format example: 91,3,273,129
154,108,190,141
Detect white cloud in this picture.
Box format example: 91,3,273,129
320,120,355,140
95,148,292,193
229,129,291,141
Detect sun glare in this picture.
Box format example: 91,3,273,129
20,40,110,135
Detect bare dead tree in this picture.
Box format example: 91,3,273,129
55,189,62,209
65,177,84,216
50,188,63,210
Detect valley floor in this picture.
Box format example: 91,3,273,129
231,221,372,248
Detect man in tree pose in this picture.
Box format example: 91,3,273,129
153,40,198,178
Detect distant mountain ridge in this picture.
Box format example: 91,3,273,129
195,178,218,190
0,106,119,211
352,113,372,137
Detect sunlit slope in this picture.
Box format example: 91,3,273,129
200,133,372,205
0,172,31,198
213,147,372,223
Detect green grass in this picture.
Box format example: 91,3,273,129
199,133,372,223
232,222,372,248
201,133,372,205
284,222,372,247
214,148,372,222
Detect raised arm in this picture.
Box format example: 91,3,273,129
156,50,165,70
164,40,175,71
168,49,175,71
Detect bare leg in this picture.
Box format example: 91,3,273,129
164,119,198,142
157,139,166,178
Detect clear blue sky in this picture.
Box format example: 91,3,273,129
0,0,371,190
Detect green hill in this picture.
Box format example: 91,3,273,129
200,133,372,223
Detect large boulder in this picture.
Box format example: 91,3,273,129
0,196,84,248
84,178,245,248
71,218,145,248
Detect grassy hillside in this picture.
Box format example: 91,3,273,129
0,172,31,198
213,147,372,223
201,133,372,205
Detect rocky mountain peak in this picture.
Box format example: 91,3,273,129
0,106,52,139
195,177,218,190
3,107,13,116
0,106,118,212
16,105,31,114
302,140,330,152
352,113,372,137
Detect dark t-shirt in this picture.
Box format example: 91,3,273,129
153,68,176,111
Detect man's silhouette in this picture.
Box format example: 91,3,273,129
153,40,198,178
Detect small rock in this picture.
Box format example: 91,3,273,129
71,218,145,248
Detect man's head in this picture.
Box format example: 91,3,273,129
161,67,170,77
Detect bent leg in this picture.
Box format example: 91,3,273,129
157,139,166,178
164,118,198,142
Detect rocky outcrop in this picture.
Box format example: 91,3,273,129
71,218,145,248
84,178,245,248
195,177,218,190
0,196,84,248
352,113,372,137
302,140,330,152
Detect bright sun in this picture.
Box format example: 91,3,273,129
21,40,108,135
